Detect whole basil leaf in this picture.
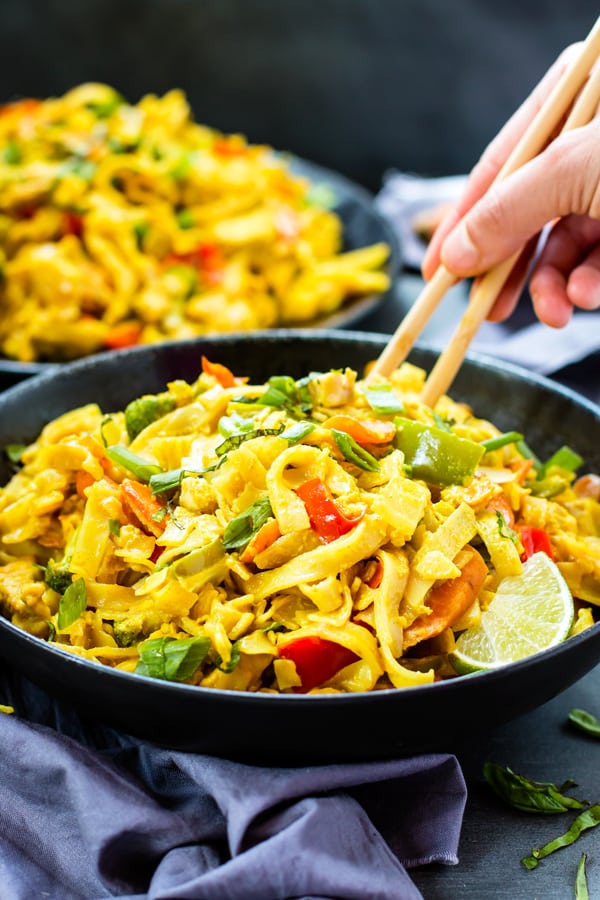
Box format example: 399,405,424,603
135,635,211,682
576,853,589,900
223,496,273,550
522,805,600,870
57,578,87,630
483,762,586,814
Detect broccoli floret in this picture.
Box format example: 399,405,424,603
43,560,73,595
113,611,163,647
124,393,176,441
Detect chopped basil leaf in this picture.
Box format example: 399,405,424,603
483,762,587,814
132,221,149,249
57,157,97,181
223,496,273,550
255,375,312,418
2,139,21,165
86,91,124,118
99,418,111,447
568,708,600,738
135,635,211,682
169,153,194,181
217,640,241,673
176,208,195,229
57,578,87,630
151,506,168,523
522,804,600,870
496,511,518,544
108,518,121,537
215,425,284,457
5,443,26,464
576,853,589,900
331,429,380,472
218,412,257,438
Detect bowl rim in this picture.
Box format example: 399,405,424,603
0,154,402,376
1,327,599,421
1,328,599,707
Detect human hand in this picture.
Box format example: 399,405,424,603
422,46,600,327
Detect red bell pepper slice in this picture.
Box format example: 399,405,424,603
278,636,358,692
517,525,554,562
62,212,83,238
296,477,361,543
164,243,224,285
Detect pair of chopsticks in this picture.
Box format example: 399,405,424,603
368,16,600,406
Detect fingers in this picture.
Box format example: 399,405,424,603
529,216,600,324
568,244,600,309
486,235,541,322
529,265,574,327
439,122,600,277
422,44,579,281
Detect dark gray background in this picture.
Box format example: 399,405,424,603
0,1,596,190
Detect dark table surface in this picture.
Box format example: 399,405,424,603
1,271,599,899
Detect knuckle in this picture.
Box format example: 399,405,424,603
472,184,508,237
547,128,600,216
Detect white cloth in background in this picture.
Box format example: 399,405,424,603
375,171,600,377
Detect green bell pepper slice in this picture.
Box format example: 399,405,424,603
394,420,484,486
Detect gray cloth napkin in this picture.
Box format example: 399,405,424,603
0,673,467,900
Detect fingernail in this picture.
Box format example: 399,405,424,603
441,222,480,271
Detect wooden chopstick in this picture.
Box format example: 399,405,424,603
367,15,600,387
420,55,600,407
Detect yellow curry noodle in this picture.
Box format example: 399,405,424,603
0,83,390,362
0,359,598,693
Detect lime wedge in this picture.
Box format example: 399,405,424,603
450,552,574,674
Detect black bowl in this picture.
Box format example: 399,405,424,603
1,330,599,764
0,157,401,392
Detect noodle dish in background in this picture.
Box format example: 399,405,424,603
0,83,395,365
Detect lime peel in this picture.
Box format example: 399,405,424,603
450,552,574,675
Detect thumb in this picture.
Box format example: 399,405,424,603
440,123,600,276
